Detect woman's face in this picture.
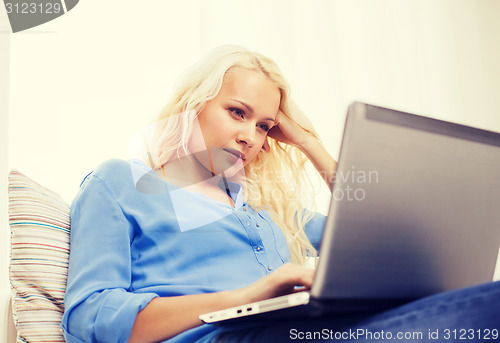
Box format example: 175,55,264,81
189,68,281,176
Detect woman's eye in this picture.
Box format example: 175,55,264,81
229,108,244,117
258,123,270,132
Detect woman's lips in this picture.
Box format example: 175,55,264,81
223,148,246,161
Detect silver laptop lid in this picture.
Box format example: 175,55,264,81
312,102,500,300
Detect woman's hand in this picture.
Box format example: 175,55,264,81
265,110,318,152
129,263,314,343
266,110,338,189
236,263,315,303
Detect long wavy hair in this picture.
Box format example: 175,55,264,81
149,45,320,265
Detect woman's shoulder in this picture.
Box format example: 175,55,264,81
87,158,131,181
80,158,153,192
72,159,165,213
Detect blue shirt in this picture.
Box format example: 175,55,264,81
62,159,325,343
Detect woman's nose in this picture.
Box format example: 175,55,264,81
236,124,256,147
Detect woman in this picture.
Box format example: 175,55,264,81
62,45,500,343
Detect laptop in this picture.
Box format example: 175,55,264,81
199,102,500,324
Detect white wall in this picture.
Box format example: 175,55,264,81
6,1,203,203
1,3,11,293
6,0,500,202
2,0,500,288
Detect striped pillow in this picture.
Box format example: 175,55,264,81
8,170,70,343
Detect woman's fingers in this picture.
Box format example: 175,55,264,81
282,263,315,289
262,138,271,153
238,263,315,303
266,111,289,144
267,111,316,149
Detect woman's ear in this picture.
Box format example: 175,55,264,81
262,138,270,153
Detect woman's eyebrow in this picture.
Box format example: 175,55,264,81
232,99,254,113
231,99,276,122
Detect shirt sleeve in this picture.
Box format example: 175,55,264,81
303,212,326,254
61,173,158,343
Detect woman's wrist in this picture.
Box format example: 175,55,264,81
228,288,248,304
231,284,257,305
297,134,322,155
297,134,337,189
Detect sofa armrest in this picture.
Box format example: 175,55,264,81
0,288,16,343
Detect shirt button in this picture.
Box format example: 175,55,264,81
243,207,247,211
256,246,261,251
247,222,250,226
256,223,260,228
268,266,272,271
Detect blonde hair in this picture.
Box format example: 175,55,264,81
152,45,320,265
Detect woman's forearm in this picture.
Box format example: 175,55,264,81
128,263,314,343
128,290,242,343
299,137,337,190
